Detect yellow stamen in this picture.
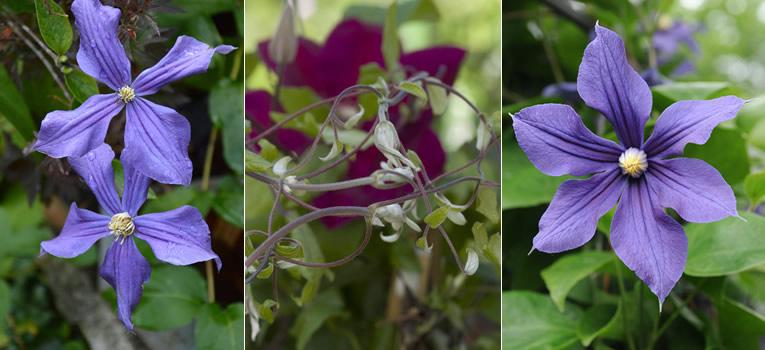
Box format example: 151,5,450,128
109,212,135,243
619,148,648,178
118,86,135,103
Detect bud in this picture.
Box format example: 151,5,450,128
374,120,417,169
476,119,491,151
272,156,291,177
464,248,479,275
268,1,298,65
373,162,414,187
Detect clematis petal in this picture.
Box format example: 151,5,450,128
68,144,121,215
513,104,624,176
123,98,192,185
121,158,151,217
245,91,312,154
100,238,151,330
610,177,687,304
647,158,738,222
135,206,221,269
644,96,744,158
40,203,110,258
132,36,235,95
33,93,123,159
71,0,131,90
400,47,466,85
533,168,625,252
577,24,652,148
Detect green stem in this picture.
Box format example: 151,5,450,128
615,261,637,350
202,127,219,303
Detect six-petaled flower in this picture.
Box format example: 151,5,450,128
33,0,235,185
513,24,742,306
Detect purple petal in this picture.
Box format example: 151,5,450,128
245,91,311,154
513,104,624,176
33,93,123,159
647,158,737,223
121,158,151,217
40,203,110,258
644,96,744,159
100,238,151,330
68,144,121,214
135,206,220,269
577,24,652,148
123,98,192,185
72,0,131,90
533,168,625,252
400,46,465,85
257,38,322,88
610,177,687,304
132,36,235,95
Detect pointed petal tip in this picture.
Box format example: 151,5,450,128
527,246,535,256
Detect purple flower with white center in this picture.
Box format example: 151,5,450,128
33,0,235,185
513,24,742,305
40,144,221,330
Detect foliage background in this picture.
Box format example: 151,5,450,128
0,0,244,348
503,0,765,349
246,0,501,348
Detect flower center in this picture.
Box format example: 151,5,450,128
619,148,648,178
118,86,135,103
109,212,135,242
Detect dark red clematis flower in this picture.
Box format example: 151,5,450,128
246,91,312,154
253,18,465,228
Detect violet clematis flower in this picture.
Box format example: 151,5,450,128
254,18,464,227
33,0,234,185
513,24,742,305
653,20,701,76
41,144,221,330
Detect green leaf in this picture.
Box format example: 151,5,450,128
471,222,488,247
685,128,750,185
290,290,345,350
426,83,449,115
541,251,613,311
0,65,35,140
398,81,426,100
209,80,244,173
245,150,271,173
502,291,583,350
65,68,99,104
502,137,569,209
651,82,731,111
195,303,244,350
424,206,450,228
476,186,499,223
576,304,621,346
212,175,244,228
685,212,765,276
381,1,400,71
142,186,213,217
744,171,765,207
132,266,206,330
34,0,73,55
718,297,765,350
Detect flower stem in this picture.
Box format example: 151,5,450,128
615,261,637,350
202,127,219,303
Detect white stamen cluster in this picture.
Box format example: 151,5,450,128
109,212,135,243
118,86,136,103
619,148,648,178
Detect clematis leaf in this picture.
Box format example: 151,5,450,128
576,303,622,346
131,266,206,331
382,1,400,71
502,137,569,209
0,66,34,141
210,80,245,174
686,212,765,276
426,82,449,115
245,151,272,173
744,171,765,207
255,299,278,324
476,187,499,223
195,303,244,350
685,128,750,185
651,81,731,111
416,235,432,251
502,291,582,350
472,222,489,247
541,251,613,311
424,207,450,228
398,81,427,100
64,68,99,104
34,0,73,55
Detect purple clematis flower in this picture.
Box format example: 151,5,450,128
41,144,220,329
254,18,464,227
653,20,701,76
513,24,742,304
33,0,234,185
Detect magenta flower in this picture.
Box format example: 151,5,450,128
513,24,741,304
246,90,312,154
255,18,464,227
33,0,234,185
41,145,220,330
